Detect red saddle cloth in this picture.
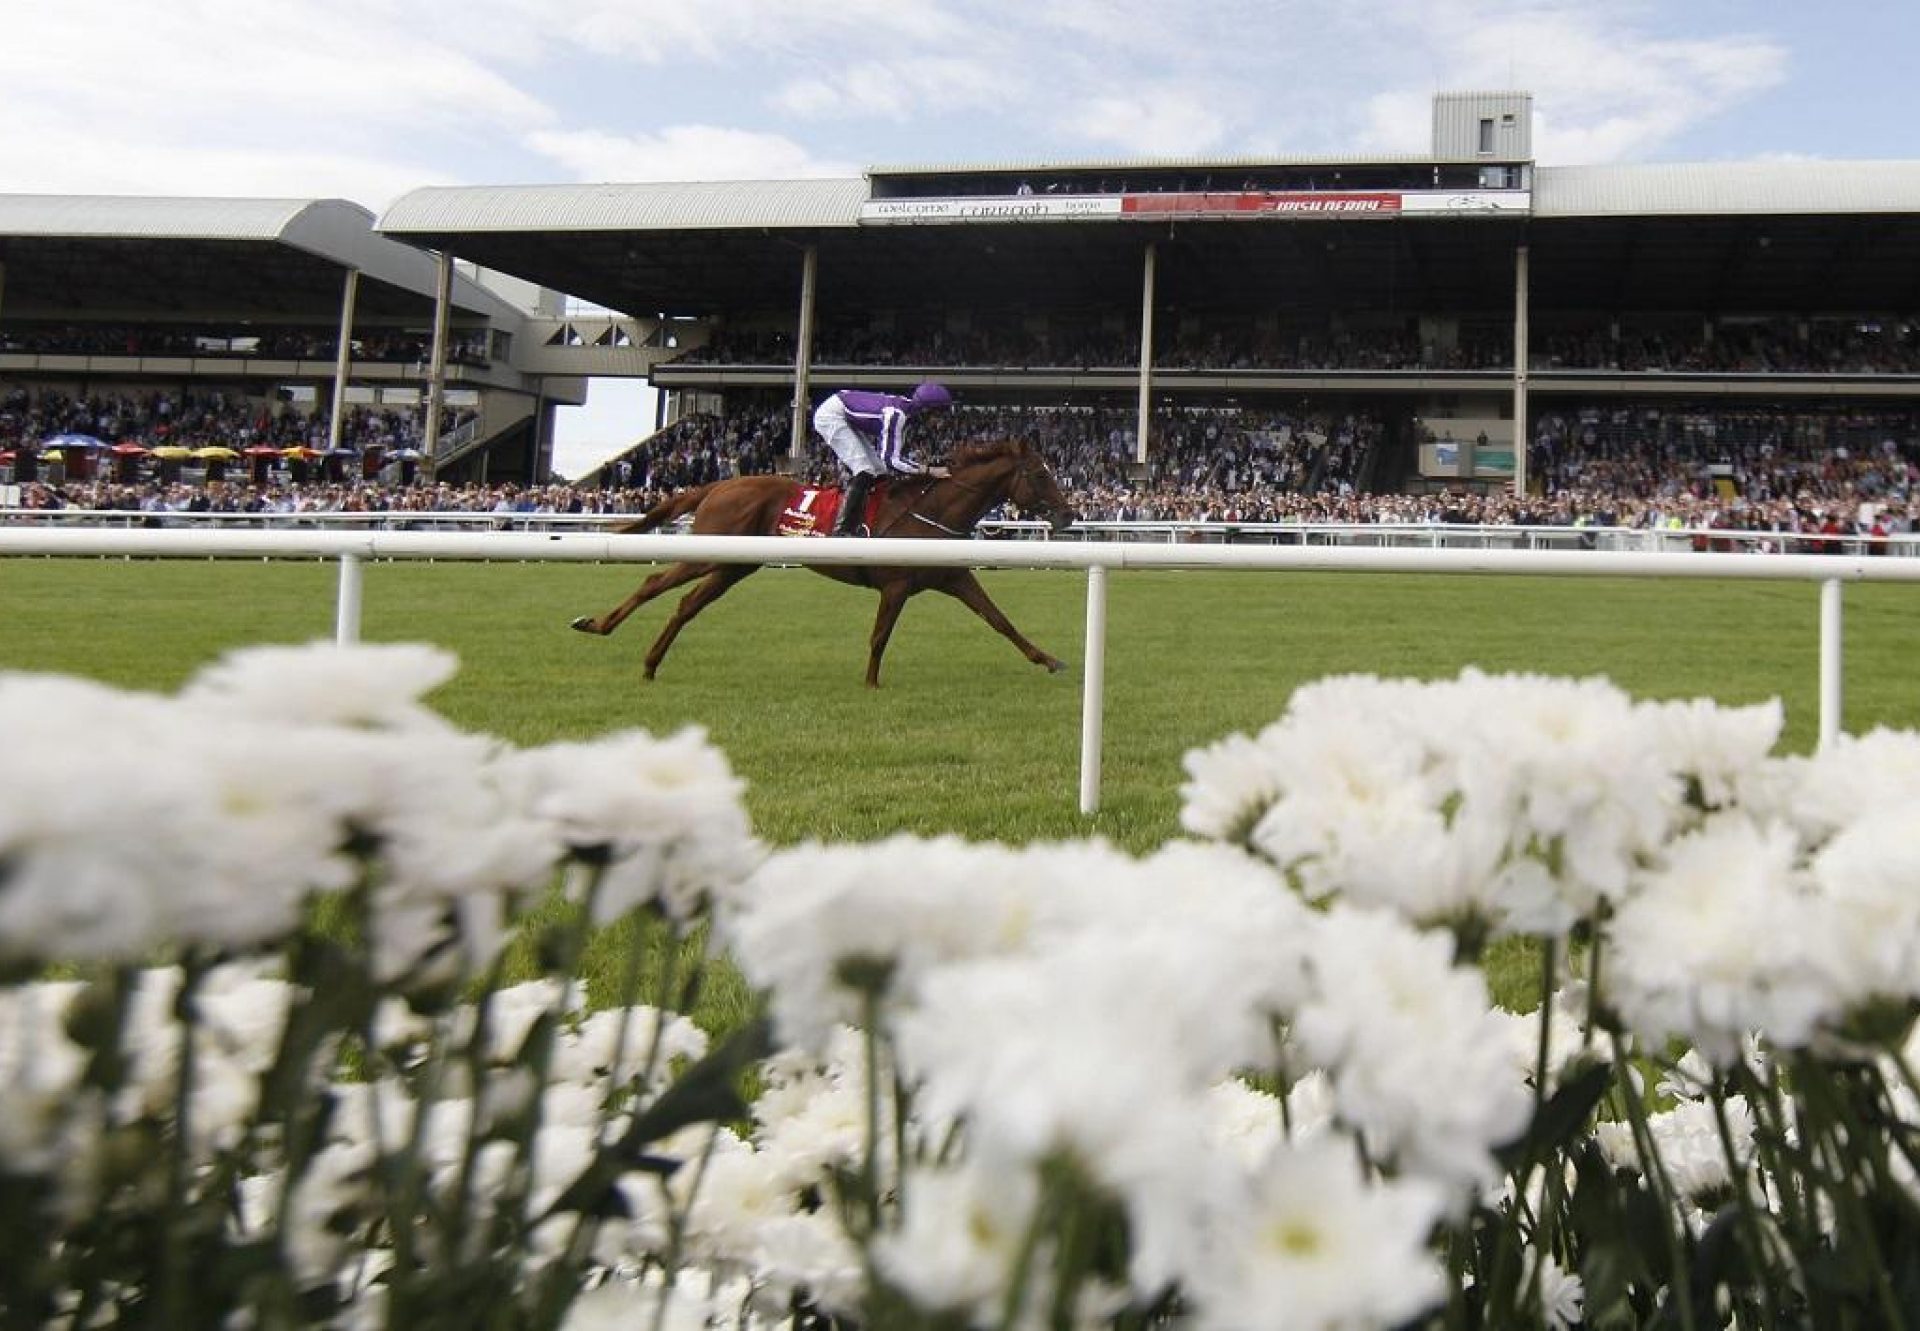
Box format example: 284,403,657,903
775,482,881,537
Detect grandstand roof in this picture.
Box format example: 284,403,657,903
0,194,519,323
1536,161,1920,217
378,159,1920,322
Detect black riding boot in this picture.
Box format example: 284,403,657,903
837,473,874,536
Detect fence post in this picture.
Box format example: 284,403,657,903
336,553,364,645
1819,578,1842,751
1080,563,1109,814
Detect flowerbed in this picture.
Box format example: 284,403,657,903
5,644,1920,1328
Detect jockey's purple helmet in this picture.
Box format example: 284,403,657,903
911,381,953,410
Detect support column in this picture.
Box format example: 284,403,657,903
1512,243,1530,497
1135,242,1157,468
326,269,359,454
420,252,453,484
790,244,818,464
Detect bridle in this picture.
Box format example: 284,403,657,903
878,452,1057,536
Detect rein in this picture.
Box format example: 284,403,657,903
872,451,1044,537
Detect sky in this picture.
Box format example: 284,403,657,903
2,0,1911,478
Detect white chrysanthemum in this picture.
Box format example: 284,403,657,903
1775,727,1920,842
728,834,1306,1053
560,1273,717,1331
181,640,459,732
892,854,1309,1185
0,980,89,1171
1205,1078,1286,1170
1530,1251,1587,1330
748,1209,866,1315
678,1130,804,1260
499,726,761,924
1642,695,1784,812
1808,806,1920,1019
1180,730,1285,841
1184,1137,1447,1331
1608,815,1838,1064
1455,670,1685,931
1289,905,1532,1197
872,1161,1040,1317
550,1006,710,1092
1595,1096,1755,1204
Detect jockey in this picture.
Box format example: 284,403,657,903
812,381,954,536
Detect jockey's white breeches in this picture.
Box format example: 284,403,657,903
812,398,883,477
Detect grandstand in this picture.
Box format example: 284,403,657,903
0,196,591,487
4,92,1919,508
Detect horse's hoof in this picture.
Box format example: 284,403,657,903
569,616,601,635
1043,658,1065,675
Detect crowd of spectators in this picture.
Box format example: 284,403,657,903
0,385,476,467
0,323,490,364
667,317,1920,376
12,397,1920,551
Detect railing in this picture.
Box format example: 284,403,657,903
5,507,1918,559
6,524,1919,813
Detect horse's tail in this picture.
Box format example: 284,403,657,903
607,483,721,534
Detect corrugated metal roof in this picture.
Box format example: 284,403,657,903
0,193,520,320
0,194,353,240
867,153,1453,176
378,180,870,235
1535,161,1920,217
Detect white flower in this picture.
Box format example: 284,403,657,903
1289,905,1532,1197
181,640,459,732
1180,730,1284,841
1595,1096,1755,1203
1184,1137,1447,1331
1807,806,1920,1019
1608,814,1838,1064
873,1161,1040,1317
500,726,761,924
1531,1251,1587,1329
1642,695,1783,812
550,1006,710,1092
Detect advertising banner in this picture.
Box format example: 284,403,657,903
859,189,1527,224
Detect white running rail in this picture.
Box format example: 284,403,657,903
5,526,1918,812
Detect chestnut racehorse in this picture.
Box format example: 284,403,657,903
570,439,1077,686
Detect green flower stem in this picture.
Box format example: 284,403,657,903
995,1160,1063,1331
650,1122,723,1331
1793,1055,1906,1331
1709,1084,1781,1331
1732,1060,1815,1288
1610,1031,1696,1331
861,988,884,1237
159,952,208,1329
1582,922,1604,1050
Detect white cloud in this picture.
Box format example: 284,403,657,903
525,126,857,182
771,56,1020,122
1060,86,1231,157
555,0,963,64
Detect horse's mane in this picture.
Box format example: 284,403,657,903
947,438,1027,470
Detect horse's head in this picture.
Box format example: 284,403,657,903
1004,442,1077,533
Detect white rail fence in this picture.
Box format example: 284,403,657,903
6,526,1919,813
8,505,1920,559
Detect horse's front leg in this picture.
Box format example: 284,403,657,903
935,571,1064,674
642,565,760,679
570,561,712,636
864,578,915,688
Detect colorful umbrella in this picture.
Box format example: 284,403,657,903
111,442,152,456
281,446,324,460
40,432,106,450
192,446,241,460
244,445,285,458
150,445,195,460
